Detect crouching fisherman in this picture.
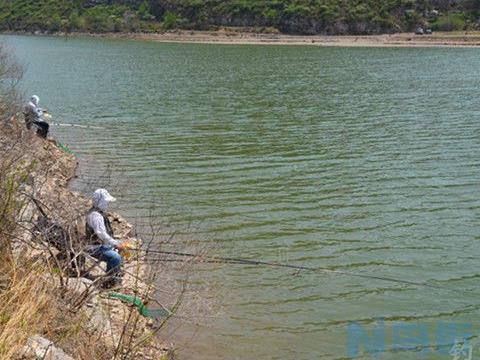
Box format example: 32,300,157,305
86,189,126,288
23,95,50,138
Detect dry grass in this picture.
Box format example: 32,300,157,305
0,255,114,359
0,257,51,358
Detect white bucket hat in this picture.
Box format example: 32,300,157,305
31,95,39,106
92,188,116,210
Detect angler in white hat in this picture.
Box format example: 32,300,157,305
23,95,50,138
85,189,126,288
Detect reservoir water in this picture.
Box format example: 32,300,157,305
4,34,480,359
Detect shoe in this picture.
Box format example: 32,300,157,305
102,277,122,289
81,272,96,281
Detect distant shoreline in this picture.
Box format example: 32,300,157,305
5,30,480,47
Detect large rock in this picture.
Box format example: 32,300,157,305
63,277,98,306
86,305,117,348
22,335,74,360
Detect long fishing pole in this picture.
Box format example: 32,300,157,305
41,114,104,130
140,249,450,291
50,122,105,130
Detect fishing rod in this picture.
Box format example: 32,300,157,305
139,249,450,291
50,122,105,130
43,111,106,130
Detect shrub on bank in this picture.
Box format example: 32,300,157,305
0,0,159,33
430,13,467,31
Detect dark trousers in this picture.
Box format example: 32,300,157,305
33,120,49,138
87,245,123,277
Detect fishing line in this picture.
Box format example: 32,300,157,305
139,249,454,291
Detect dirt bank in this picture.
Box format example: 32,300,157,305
131,30,480,47
8,29,480,47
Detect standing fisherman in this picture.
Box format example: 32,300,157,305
85,189,125,288
23,95,50,138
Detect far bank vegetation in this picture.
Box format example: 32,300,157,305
0,0,480,35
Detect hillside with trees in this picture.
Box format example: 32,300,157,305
0,0,479,35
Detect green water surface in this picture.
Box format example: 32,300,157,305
4,34,480,360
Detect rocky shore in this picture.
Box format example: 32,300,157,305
6,29,480,47
1,118,173,359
